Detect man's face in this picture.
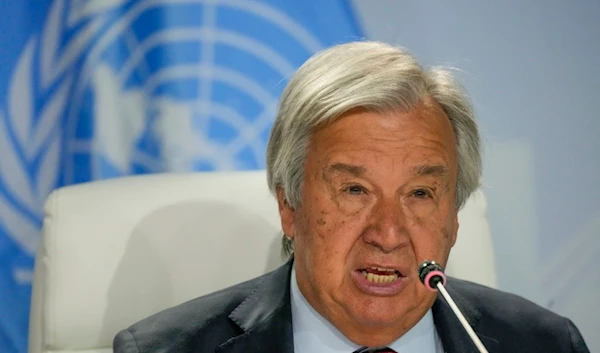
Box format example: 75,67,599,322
278,102,459,346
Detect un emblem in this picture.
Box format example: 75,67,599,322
0,0,334,262
66,0,326,181
0,0,363,290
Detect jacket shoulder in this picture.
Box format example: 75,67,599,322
113,273,266,353
449,278,556,318
448,278,588,352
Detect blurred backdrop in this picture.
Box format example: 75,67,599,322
0,1,598,352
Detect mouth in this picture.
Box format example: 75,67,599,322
351,265,408,296
359,267,402,284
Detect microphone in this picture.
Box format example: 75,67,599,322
418,260,489,353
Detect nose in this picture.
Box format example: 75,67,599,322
362,197,411,253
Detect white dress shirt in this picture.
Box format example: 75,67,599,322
291,266,444,352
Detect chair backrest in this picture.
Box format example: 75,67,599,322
29,171,497,353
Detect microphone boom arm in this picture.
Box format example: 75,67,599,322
419,260,489,353
436,282,489,353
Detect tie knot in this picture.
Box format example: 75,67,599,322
354,348,397,353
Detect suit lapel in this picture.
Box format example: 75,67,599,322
216,260,294,353
432,279,499,353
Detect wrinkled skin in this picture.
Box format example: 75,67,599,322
277,102,460,346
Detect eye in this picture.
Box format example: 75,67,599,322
412,188,432,199
343,184,366,195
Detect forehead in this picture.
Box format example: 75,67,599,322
308,103,457,173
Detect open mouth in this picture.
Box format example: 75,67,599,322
359,267,402,284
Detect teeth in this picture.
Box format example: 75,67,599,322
367,272,375,282
361,270,398,283
369,266,395,272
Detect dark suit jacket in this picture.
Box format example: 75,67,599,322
113,261,589,352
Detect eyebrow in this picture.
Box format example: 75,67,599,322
327,163,367,177
412,164,450,178
325,163,450,179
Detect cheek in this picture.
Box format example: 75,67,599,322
296,202,364,270
405,206,456,261
313,209,357,257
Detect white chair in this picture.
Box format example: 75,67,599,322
28,170,497,353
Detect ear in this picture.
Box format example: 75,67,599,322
277,187,296,239
450,214,459,248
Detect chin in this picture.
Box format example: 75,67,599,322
348,299,407,328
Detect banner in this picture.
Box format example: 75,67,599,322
0,1,362,351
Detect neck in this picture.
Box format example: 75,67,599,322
331,300,435,347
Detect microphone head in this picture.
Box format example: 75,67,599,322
418,260,447,292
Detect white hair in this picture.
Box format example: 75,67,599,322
265,41,482,256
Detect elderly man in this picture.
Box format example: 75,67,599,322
113,41,589,352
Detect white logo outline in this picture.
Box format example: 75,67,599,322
0,0,324,276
